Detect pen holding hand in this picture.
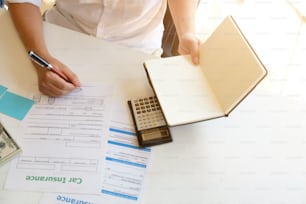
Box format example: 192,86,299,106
28,51,81,97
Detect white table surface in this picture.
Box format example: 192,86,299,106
1,1,306,203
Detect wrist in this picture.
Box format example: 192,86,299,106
178,32,196,43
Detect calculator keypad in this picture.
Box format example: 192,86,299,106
131,96,166,130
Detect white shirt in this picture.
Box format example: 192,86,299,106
8,0,167,53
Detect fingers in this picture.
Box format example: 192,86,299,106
34,59,81,97
191,39,201,65
37,69,76,97
189,38,200,65
61,68,82,88
178,33,201,65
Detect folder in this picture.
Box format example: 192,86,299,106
144,16,267,126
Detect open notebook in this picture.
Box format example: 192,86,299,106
144,16,267,126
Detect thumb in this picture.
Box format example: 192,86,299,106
190,38,200,65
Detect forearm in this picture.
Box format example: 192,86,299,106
8,3,50,57
8,2,81,96
167,0,198,40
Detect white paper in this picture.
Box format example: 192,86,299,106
38,88,153,203
40,119,152,204
100,120,151,202
5,83,113,194
40,194,101,204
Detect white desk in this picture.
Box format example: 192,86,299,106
0,9,156,204
1,1,306,203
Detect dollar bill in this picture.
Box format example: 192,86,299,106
0,121,21,165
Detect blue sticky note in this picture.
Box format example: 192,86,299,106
0,91,34,120
0,85,7,97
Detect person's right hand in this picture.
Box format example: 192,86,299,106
33,56,81,97
8,3,81,97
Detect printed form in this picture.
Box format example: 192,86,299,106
100,119,151,202
39,108,152,204
5,83,114,193
5,82,152,203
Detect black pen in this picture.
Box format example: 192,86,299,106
28,50,72,83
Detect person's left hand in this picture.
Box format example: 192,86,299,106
177,33,201,65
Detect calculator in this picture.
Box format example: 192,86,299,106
128,96,172,147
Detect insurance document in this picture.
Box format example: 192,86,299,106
39,108,152,204
5,83,113,194
100,120,151,202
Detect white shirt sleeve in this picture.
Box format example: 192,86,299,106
6,0,41,7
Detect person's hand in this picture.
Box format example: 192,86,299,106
178,33,201,65
34,56,81,97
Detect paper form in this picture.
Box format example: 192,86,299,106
40,194,100,204
40,112,152,204
100,121,151,201
5,83,113,194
